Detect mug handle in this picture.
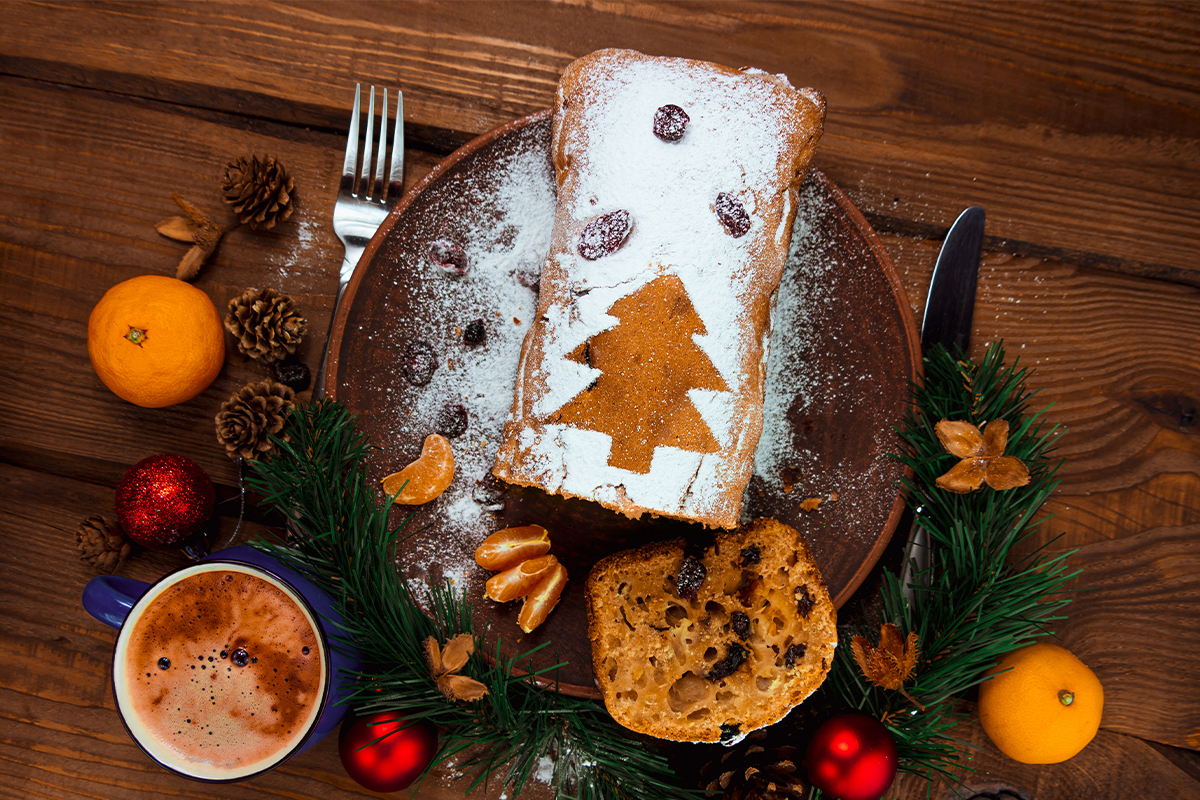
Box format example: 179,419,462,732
82,575,149,629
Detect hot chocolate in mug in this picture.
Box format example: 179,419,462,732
82,546,360,782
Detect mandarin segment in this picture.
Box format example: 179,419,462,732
474,525,551,571
474,524,566,632
518,562,568,634
381,434,455,504
485,554,560,603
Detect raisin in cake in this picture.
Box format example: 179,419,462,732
492,49,826,529
586,518,836,743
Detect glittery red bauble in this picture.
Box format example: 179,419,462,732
805,712,898,800
114,454,215,548
339,711,438,793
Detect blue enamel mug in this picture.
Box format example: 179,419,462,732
82,546,360,782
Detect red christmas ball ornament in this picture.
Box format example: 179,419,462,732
805,712,898,800
339,711,438,793
114,454,215,548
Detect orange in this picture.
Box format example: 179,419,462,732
87,275,225,408
381,434,455,504
977,641,1104,764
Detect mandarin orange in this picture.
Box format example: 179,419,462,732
87,275,225,408
977,641,1104,764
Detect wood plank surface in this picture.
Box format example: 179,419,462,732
0,2,1197,281
892,701,1200,800
1,3,1198,798
1057,523,1200,750
0,76,439,491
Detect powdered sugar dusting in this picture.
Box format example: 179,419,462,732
366,115,909,603
273,216,322,284
366,128,556,594
748,177,900,547
755,193,820,487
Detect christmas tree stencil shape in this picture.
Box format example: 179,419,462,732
554,274,729,473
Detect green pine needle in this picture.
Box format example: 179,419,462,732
819,341,1080,786
245,399,701,800
244,339,1073,799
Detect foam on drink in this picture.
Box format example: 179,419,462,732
114,564,326,780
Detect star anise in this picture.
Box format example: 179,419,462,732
424,634,488,703
933,419,1030,493
852,623,924,711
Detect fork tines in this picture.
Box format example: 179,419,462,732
343,83,405,206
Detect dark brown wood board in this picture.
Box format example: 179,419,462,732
0,2,1197,281
1,3,1199,797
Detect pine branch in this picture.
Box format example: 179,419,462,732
245,399,701,800
820,341,1080,783
243,341,1070,798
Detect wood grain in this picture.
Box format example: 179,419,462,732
0,2,1196,280
0,4,1197,797
882,239,1200,558
0,76,437,491
1057,524,1200,750
891,701,1200,800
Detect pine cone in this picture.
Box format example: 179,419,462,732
76,515,133,574
215,379,296,460
220,154,295,230
225,287,308,362
700,729,807,800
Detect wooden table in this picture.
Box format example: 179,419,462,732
2,3,1198,798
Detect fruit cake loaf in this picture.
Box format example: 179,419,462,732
492,49,826,529
586,517,836,743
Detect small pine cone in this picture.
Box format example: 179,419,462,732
700,729,807,800
225,287,308,362
220,154,295,230
76,515,133,574
215,379,296,460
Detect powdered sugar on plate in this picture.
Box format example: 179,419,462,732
361,124,556,595
348,117,910,609
748,177,899,548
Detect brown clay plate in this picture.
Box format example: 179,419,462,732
327,110,920,699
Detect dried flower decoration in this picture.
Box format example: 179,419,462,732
851,623,924,711
933,418,1031,493
424,634,488,703
155,193,225,281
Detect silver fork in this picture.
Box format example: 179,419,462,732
317,83,405,395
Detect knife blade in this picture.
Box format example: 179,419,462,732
921,206,985,353
901,205,986,604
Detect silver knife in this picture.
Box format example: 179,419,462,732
901,206,986,603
